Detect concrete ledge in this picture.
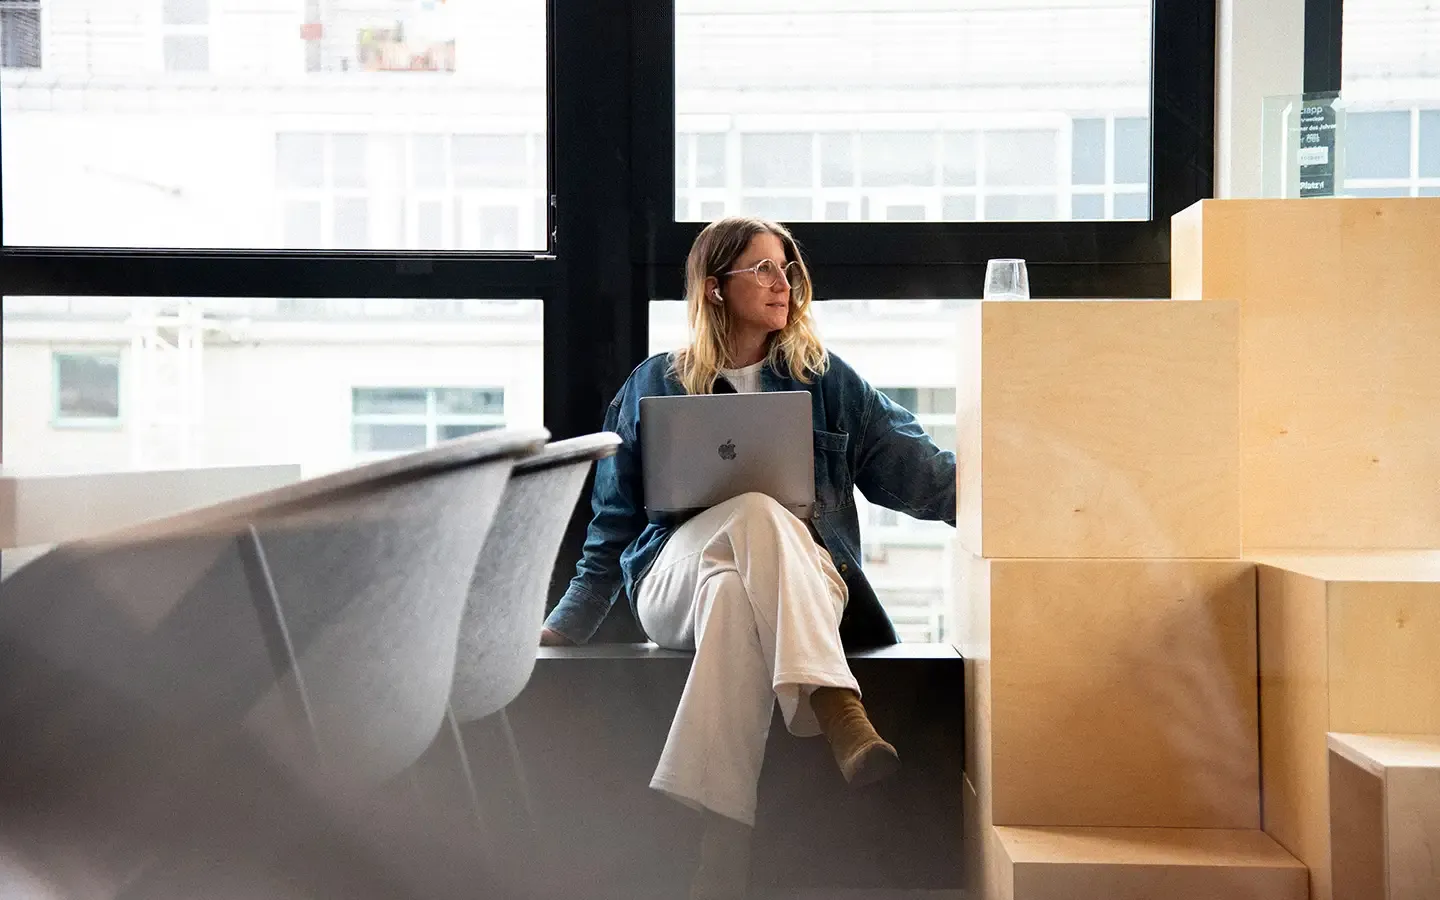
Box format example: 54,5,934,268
538,642,962,661
480,642,965,895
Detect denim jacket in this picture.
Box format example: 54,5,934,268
544,351,957,648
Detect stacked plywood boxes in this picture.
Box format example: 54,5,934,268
956,198,1440,900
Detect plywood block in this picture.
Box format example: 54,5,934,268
956,299,1240,559
993,826,1308,900
958,555,1259,829
1172,198,1440,551
1328,734,1440,900
1257,555,1440,900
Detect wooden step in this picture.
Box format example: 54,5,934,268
957,554,1260,829
1329,733,1440,900
956,298,1240,559
1255,555,1440,899
1172,198,1440,552
992,826,1307,900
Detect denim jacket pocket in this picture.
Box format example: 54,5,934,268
812,428,853,511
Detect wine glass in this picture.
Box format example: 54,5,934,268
984,259,1030,301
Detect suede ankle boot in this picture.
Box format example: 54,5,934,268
809,686,900,787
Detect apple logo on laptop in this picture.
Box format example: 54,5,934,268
718,439,737,461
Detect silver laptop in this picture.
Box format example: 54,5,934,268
640,391,815,521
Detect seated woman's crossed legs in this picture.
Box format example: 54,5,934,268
636,492,898,898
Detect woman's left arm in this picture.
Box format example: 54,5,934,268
852,384,957,525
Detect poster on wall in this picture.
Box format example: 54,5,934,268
357,0,456,73
1298,92,1339,198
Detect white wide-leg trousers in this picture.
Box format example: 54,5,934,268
636,492,860,826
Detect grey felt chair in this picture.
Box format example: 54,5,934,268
0,428,548,900
401,434,621,887
450,431,622,723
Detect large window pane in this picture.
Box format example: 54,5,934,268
4,298,543,475
677,0,1152,223
1,2,548,250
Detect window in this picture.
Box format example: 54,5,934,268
1,0,40,69
277,134,371,250
53,352,121,426
6,298,541,475
676,119,1152,223
352,387,506,455
406,134,545,251
878,587,947,644
1347,112,1410,179
162,0,210,73
675,0,1152,223
1341,1,1440,197
876,386,958,455
1341,110,1440,197
1071,116,1150,220
1,0,548,250
1422,111,1440,178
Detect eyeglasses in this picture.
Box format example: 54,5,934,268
722,258,804,290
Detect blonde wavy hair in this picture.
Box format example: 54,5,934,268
669,216,828,395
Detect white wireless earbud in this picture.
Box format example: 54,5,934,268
711,289,724,304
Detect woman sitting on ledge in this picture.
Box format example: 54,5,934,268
541,215,957,899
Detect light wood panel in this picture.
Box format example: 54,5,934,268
1251,552,1440,583
1328,749,1386,900
955,544,993,816
1257,564,1334,900
1256,556,1440,900
994,826,1308,900
1388,767,1440,900
1328,583,1440,735
1172,198,1440,551
956,300,984,557
965,557,1260,828
1328,734,1440,900
956,299,1240,559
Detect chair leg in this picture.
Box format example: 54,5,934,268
237,525,323,769
495,709,539,836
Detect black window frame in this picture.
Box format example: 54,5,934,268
631,0,1218,301
1305,0,1344,95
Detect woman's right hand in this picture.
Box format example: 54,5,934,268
539,627,574,647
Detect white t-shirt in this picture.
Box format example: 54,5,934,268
719,360,765,394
